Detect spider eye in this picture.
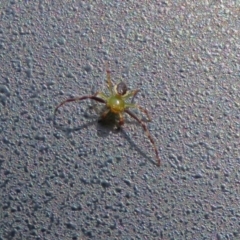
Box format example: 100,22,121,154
116,82,127,95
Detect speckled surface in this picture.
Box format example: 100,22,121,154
0,1,239,240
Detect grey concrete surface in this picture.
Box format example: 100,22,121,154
0,1,239,240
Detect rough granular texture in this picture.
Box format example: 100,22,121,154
0,1,239,239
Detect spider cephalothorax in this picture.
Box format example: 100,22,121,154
54,67,161,166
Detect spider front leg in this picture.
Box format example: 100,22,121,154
130,89,140,103
54,95,106,115
125,109,160,167
106,63,114,93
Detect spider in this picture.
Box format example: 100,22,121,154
54,67,161,166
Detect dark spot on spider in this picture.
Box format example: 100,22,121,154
117,82,127,95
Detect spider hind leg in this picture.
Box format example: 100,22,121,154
125,109,161,166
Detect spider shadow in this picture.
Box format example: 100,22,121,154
53,109,156,166
119,128,156,166
98,115,156,166
53,108,97,133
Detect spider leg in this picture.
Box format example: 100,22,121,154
101,109,110,119
118,112,124,127
136,105,151,121
54,95,105,115
130,89,140,103
125,109,160,166
125,103,151,121
106,63,113,93
122,89,140,101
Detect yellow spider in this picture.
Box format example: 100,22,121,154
54,67,161,166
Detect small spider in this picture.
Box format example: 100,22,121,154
54,67,161,166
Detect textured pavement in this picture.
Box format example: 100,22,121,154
0,1,239,239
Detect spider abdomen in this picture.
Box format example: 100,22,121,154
107,95,125,113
